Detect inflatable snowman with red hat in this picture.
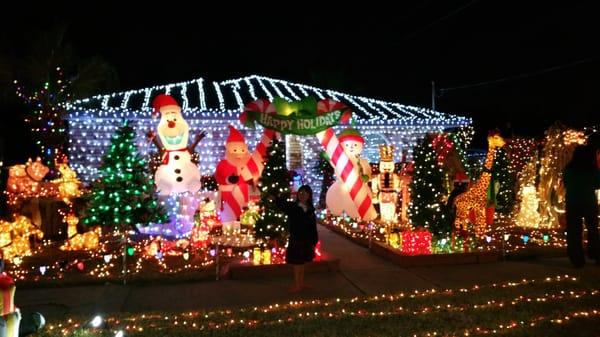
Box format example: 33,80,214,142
150,94,204,195
326,127,372,218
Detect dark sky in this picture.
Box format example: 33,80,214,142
1,1,598,162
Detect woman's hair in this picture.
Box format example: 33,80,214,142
296,185,314,210
566,145,596,171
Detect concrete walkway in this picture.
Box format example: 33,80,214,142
15,225,600,320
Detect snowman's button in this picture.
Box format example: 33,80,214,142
176,177,183,182
175,169,181,174
174,155,180,160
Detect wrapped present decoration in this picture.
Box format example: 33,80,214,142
400,229,432,255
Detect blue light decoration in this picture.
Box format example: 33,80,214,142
65,75,472,237
522,234,530,244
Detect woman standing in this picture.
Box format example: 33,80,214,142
273,185,318,292
563,144,600,267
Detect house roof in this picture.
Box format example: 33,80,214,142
66,75,471,126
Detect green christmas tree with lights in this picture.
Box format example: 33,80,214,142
315,151,335,209
255,138,290,246
82,121,168,232
492,148,516,215
409,135,453,238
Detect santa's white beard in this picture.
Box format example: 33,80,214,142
226,155,249,168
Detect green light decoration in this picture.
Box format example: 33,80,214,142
408,134,453,239
492,148,517,215
127,247,135,256
82,120,168,233
255,138,291,247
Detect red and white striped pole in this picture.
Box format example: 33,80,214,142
316,128,377,221
316,99,377,221
241,99,277,182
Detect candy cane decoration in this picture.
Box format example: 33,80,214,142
241,99,277,182
240,98,376,221
316,99,376,220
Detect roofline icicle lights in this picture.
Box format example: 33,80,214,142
66,75,472,125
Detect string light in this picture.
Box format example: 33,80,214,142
39,274,598,336
66,75,470,196
14,66,70,167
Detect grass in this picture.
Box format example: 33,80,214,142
34,274,600,337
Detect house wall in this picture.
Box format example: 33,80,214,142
67,113,459,199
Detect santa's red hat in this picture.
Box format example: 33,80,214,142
226,125,245,143
152,94,180,118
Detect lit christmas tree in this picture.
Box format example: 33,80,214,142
409,135,452,238
448,126,475,179
255,138,290,246
315,151,334,209
493,148,516,215
10,27,117,170
14,67,71,169
82,121,168,232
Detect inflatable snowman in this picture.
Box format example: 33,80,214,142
326,127,372,218
150,94,204,195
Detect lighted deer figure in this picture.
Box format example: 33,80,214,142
453,131,505,237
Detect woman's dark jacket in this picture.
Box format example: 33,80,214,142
276,198,318,264
563,168,600,209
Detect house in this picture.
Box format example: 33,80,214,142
66,75,472,195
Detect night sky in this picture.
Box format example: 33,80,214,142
1,1,598,163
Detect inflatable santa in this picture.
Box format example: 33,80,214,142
149,94,205,196
326,127,372,218
216,125,275,223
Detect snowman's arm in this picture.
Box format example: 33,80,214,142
188,130,207,153
361,159,372,179
147,130,164,151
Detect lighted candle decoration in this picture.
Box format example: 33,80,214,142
262,249,271,265
253,247,262,265
388,232,400,249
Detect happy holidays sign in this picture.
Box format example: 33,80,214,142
241,97,351,135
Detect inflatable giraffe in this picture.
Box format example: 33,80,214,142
453,131,505,237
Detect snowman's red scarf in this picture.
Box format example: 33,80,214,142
162,148,188,165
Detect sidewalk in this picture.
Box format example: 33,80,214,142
15,225,600,320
